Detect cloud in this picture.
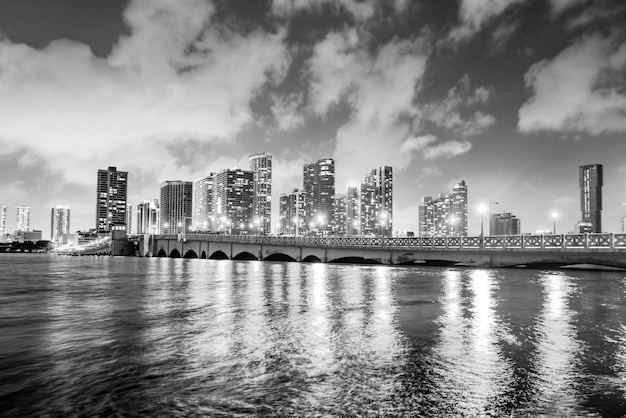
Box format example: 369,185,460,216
549,0,589,15
0,0,289,190
272,0,376,21
422,140,472,160
518,33,626,134
270,92,306,131
400,135,437,153
451,0,523,40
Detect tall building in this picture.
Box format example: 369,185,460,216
50,206,70,242
0,205,7,241
160,181,193,234
96,166,128,233
212,169,254,235
303,158,335,234
346,185,359,235
192,173,215,232
580,164,603,233
332,195,347,236
126,204,133,234
359,183,378,235
137,199,160,234
490,212,520,236
279,188,306,235
16,206,31,232
418,180,468,236
249,153,272,235
621,215,626,233
363,166,393,235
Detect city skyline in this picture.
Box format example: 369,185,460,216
1,0,625,238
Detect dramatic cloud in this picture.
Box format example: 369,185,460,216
272,0,376,21
549,0,589,15
451,0,523,40
518,33,626,134
422,140,472,160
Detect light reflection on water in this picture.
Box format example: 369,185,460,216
1,254,626,416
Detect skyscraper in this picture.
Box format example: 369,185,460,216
490,212,520,236
346,185,359,235
126,204,133,234
580,164,603,233
279,188,305,235
192,173,215,232
50,206,70,242
160,181,193,234
303,158,335,234
212,169,254,235
249,153,272,235
363,166,393,235
0,205,7,241
137,199,160,234
16,206,31,232
96,166,128,233
332,195,347,236
418,180,468,236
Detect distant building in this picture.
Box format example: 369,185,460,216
192,173,215,232
575,221,593,234
580,164,603,233
363,166,393,235
50,206,70,242
332,195,347,236
303,158,335,235
346,185,359,235
160,181,193,234
249,153,272,235
279,188,306,235
0,205,7,242
96,166,128,233
16,230,42,243
16,206,31,232
490,212,520,236
137,199,160,234
212,169,254,235
418,180,468,236
126,204,133,234
621,215,626,233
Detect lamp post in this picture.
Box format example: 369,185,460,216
552,211,558,235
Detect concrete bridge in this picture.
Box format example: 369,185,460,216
147,233,626,269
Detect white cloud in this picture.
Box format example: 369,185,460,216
400,135,437,153
451,0,523,40
422,140,472,160
272,0,376,21
549,0,588,15
518,33,626,134
270,92,306,131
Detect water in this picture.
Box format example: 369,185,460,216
1,254,626,417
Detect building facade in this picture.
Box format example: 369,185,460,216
96,166,128,233
363,166,393,235
418,180,468,236
279,188,306,235
0,205,7,241
303,158,335,234
490,212,520,236
212,169,254,235
50,206,71,242
126,204,133,234
249,153,272,235
192,173,215,232
332,195,347,236
16,206,31,232
580,164,603,233
137,199,160,234
160,181,193,234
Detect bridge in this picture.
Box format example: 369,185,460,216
148,233,626,269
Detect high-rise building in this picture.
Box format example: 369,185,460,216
346,185,359,235
96,166,128,233
137,199,160,234
160,181,193,234
126,204,133,234
332,195,347,236
212,169,254,235
621,215,626,233
279,188,306,235
580,164,603,233
418,180,468,236
363,166,393,235
192,173,215,232
0,205,7,241
16,206,31,232
249,153,272,235
303,158,335,234
50,206,70,242
490,212,520,236
359,183,378,235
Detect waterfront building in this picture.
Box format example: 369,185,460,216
579,164,603,233
192,173,215,232
332,195,347,236
16,206,31,232
621,215,626,233
212,169,254,235
345,185,359,235
490,212,520,236
363,166,393,235
279,188,306,235
126,204,133,234
15,229,42,243
249,153,272,235
0,205,7,242
303,158,335,235
160,181,193,235
418,180,468,236
137,199,160,234
50,206,70,242
96,166,128,233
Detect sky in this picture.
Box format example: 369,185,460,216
1,0,625,239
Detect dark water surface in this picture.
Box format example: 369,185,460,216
1,254,626,417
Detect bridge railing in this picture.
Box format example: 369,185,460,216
154,233,626,251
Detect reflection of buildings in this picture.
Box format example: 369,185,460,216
160,181,192,234
249,153,272,235
490,212,520,235
419,180,467,236
137,199,160,234
50,206,70,242
579,164,603,233
96,166,128,233
279,189,305,235
212,169,254,235
192,173,215,232
16,205,31,232
303,158,335,234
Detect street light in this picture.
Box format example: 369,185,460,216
552,211,558,234
478,204,487,237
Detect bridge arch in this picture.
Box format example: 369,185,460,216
184,250,198,259
329,256,382,265
209,250,229,260
170,249,181,258
264,253,297,262
157,249,167,257
302,255,322,263
233,251,259,261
